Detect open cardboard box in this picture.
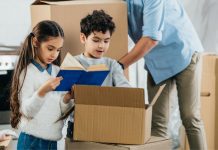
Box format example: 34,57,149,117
73,85,165,144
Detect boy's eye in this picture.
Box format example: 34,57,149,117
93,39,100,43
57,49,61,52
104,40,109,43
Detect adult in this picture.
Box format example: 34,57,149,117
119,0,207,149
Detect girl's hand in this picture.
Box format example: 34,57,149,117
38,77,63,97
63,86,75,104
0,133,11,142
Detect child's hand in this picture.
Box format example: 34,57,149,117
38,77,63,97
63,86,75,104
0,133,11,142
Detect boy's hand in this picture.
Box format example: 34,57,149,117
38,77,63,97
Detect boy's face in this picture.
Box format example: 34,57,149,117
80,30,111,59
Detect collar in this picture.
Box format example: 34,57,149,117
31,59,52,75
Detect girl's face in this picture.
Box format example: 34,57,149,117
36,36,63,68
81,30,111,59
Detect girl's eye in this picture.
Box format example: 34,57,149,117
48,47,53,51
57,49,61,52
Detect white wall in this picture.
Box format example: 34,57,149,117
183,0,218,53
0,0,34,47
1,0,217,53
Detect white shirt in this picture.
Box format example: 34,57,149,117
18,63,73,141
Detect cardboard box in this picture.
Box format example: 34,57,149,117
179,54,218,150
65,136,172,150
200,54,218,150
73,85,165,144
31,0,128,61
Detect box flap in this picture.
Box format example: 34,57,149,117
148,84,166,108
32,0,50,5
74,85,145,108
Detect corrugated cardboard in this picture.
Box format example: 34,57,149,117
179,54,218,150
31,0,128,61
73,85,165,144
65,136,172,150
200,54,217,150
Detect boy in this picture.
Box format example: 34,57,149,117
66,10,131,139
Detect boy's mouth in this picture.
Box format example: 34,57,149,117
96,50,104,53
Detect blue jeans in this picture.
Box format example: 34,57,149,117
17,132,57,150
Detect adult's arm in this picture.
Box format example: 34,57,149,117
119,37,158,69
119,0,165,69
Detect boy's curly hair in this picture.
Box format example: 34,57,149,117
80,10,115,37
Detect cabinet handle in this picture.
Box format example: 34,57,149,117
201,92,211,97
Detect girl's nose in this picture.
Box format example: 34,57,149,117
51,51,58,58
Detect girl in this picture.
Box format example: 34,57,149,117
10,20,73,149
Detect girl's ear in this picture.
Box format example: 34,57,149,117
80,33,86,44
32,37,39,48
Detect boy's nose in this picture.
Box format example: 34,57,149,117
98,42,104,48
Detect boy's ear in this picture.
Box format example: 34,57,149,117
80,33,86,44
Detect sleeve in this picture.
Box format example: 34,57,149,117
111,60,131,87
19,70,46,118
142,0,165,41
59,97,74,114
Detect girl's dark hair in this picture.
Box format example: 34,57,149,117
80,10,115,37
10,20,64,128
